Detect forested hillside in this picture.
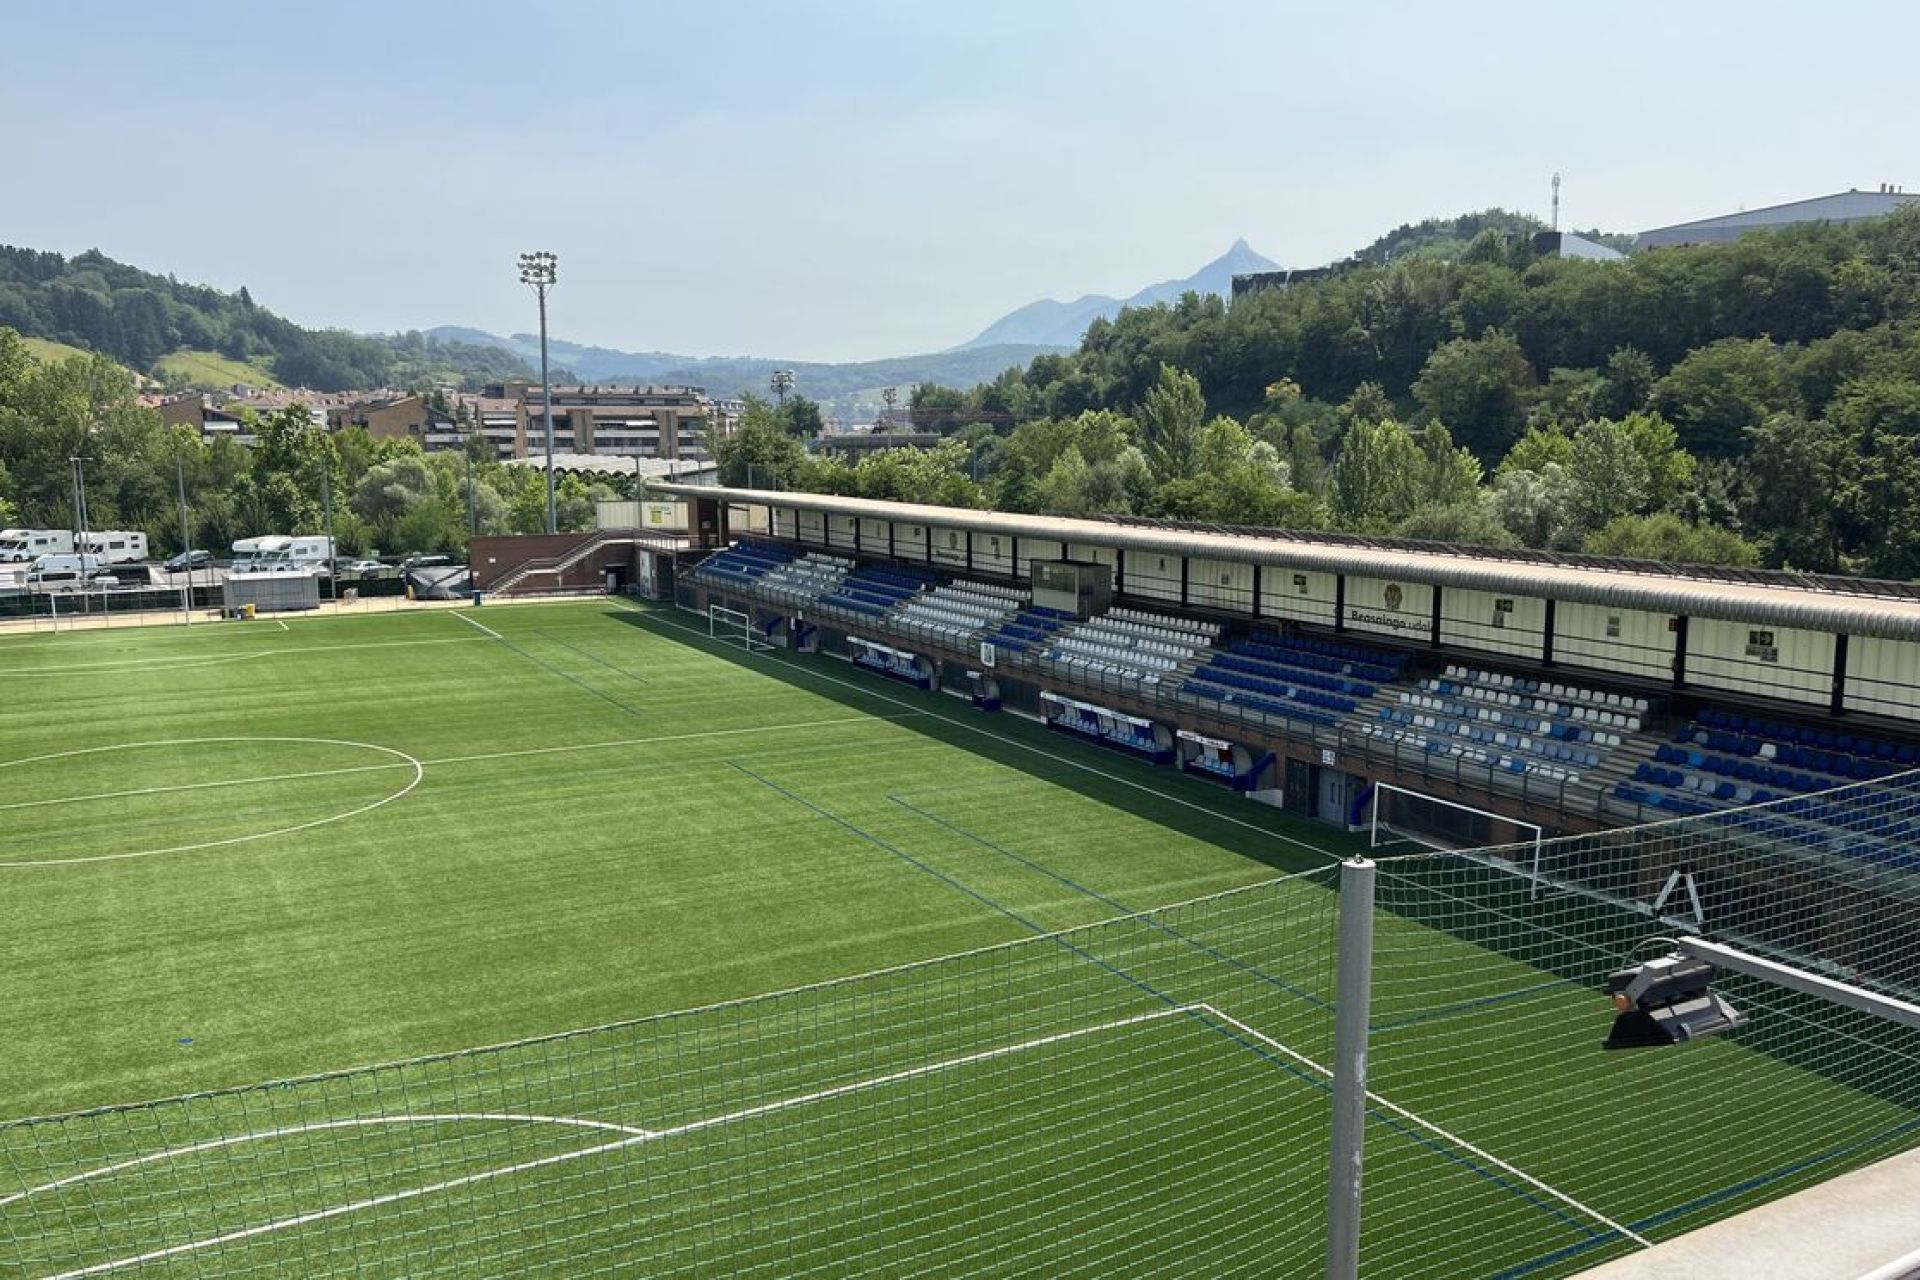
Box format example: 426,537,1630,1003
727,209,1920,578
0,246,541,391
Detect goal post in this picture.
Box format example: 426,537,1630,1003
708,603,773,651
1368,782,1546,893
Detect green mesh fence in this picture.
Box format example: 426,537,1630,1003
9,776,1920,1279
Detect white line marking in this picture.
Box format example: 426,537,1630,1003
0,716,919,868
0,763,406,816
0,738,424,868
452,610,503,640
1191,1002,1651,1249
0,636,488,677
29,1006,1186,1279
0,1113,655,1210
626,599,1346,864
276,619,289,632
0,652,275,677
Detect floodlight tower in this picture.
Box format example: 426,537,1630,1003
1551,172,1561,232
518,250,560,533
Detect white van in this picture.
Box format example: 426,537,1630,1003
27,554,107,592
0,529,76,562
81,531,149,565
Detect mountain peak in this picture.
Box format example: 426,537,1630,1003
957,240,1278,351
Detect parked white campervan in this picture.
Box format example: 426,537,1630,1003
245,535,335,573
80,531,149,565
0,529,77,562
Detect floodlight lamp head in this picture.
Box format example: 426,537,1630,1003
1602,952,1746,1049
516,251,558,288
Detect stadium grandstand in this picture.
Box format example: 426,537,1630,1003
658,483,1920,845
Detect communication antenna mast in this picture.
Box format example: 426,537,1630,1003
1551,172,1562,231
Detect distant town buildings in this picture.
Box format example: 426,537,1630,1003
1636,186,1918,251
1230,266,1338,299
484,383,742,463
147,381,744,460
1531,231,1625,262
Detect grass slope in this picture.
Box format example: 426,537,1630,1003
0,600,1914,1279
151,348,286,391
21,337,93,365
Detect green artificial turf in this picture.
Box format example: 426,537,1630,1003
1,600,1915,1279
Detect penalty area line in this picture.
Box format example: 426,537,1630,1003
1190,1002,1650,1250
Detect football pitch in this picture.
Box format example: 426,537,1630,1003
3,599,1917,1278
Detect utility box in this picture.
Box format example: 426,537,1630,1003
1030,559,1112,619
223,572,320,614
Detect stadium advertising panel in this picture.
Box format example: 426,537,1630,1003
893,520,927,561
1185,557,1255,613
1258,566,1338,625
1440,587,1547,661
1552,601,1673,681
931,525,968,567
1844,636,1920,719
1342,575,1433,641
1688,618,1834,705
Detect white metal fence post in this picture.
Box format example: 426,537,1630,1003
1326,856,1376,1280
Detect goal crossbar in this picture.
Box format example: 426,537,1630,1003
708,603,773,651
1369,782,1547,895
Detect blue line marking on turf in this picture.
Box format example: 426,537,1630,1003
887,795,1330,1011
463,618,645,718
730,760,1597,1243
1491,1113,1920,1279
534,630,648,683
1369,978,1580,1035
1629,1112,1920,1233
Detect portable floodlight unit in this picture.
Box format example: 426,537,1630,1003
1602,953,1747,1049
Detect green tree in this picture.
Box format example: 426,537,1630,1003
1566,417,1654,531
1582,513,1760,566
1328,417,1427,529
1396,501,1518,548
1412,330,1534,460
779,395,826,439
1498,424,1575,475
1491,463,1577,548
1597,346,1657,418
1744,412,1845,570
1651,338,1795,457
712,396,807,488
1138,363,1206,481
250,405,339,533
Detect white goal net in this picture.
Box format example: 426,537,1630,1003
708,603,773,651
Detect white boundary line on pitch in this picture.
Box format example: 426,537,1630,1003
0,715,920,868
0,738,425,869
451,611,503,640
27,1005,1189,1279
0,636,489,677
21,1000,1640,1279
0,1113,655,1211
1193,1002,1650,1249
625,599,1348,865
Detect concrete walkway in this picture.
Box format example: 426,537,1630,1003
1579,1146,1920,1280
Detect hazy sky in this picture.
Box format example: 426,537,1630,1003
4,0,1914,362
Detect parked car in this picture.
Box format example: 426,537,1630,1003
164,549,214,572
341,558,385,577
402,553,453,570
